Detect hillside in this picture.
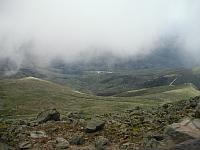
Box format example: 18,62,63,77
0,77,145,118
116,84,200,97
0,77,199,119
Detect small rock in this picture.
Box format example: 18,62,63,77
95,137,109,150
27,121,38,127
151,134,164,141
36,109,60,124
70,134,85,145
56,137,70,149
85,119,105,133
18,141,32,149
18,120,27,125
67,111,84,119
61,117,73,124
189,101,198,108
30,131,47,138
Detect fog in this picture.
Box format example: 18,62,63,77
0,0,200,70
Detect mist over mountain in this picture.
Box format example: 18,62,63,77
43,37,196,73
0,40,196,75
0,0,200,74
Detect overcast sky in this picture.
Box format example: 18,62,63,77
0,0,200,67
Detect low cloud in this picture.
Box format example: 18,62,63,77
0,0,200,70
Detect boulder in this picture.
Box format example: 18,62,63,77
168,138,200,150
30,131,47,139
95,136,109,150
165,118,200,143
55,137,70,149
36,109,60,124
70,134,85,145
85,119,105,133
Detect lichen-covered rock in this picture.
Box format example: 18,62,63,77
85,119,105,133
36,109,60,124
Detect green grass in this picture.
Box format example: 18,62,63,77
116,84,199,97
0,77,199,118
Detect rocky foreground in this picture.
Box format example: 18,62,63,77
1,96,200,150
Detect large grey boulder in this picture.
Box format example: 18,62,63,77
168,138,200,150
165,118,200,143
85,119,105,133
36,109,60,124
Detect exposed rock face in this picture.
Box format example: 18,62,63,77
85,119,105,133
165,118,200,143
168,138,200,150
36,109,60,124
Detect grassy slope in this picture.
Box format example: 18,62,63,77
0,77,144,117
0,77,199,118
115,84,200,103
116,84,198,96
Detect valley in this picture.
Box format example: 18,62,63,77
0,68,200,118
1,67,200,149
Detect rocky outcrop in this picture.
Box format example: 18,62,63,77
85,119,105,133
2,97,200,150
36,109,60,124
165,118,200,143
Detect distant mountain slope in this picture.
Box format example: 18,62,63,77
50,39,189,72
115,84,200,98
0,77,146,117
0,77,199,118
